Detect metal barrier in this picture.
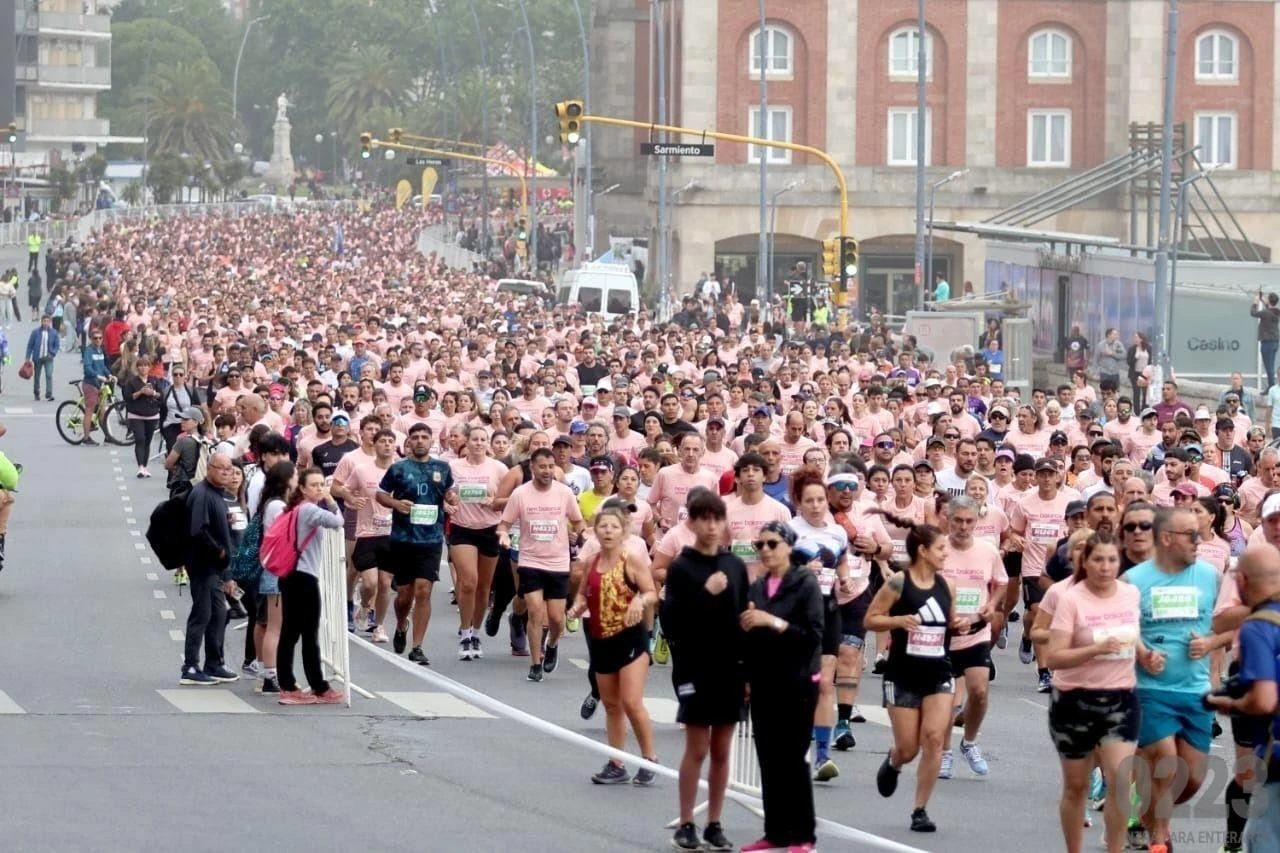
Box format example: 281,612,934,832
417,223,487,268
0,218,75,249
72,200,363,242
316,528,371,705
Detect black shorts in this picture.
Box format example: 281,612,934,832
1003,551,1023,579
1230,714,1257,749
821,595,841,657
1048,688,1141,760
883,676,955,709
389,541,443,586
839,587,873,646
590,625,648,675
1022,576,1047,608
343,508,358,542
448,524,500,558
517,566,570,600
950,642,992,677
673,672,746,727
351,536,391,571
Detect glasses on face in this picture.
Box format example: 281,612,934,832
829,482,859,493
944,433,961,440
990,413,1006,420
1088,430,1104,438
753,539,784,551
1187,453,1203,463
1168,529,1201,543
228,372,241,378
1122,521,1154,533
876,441,896,449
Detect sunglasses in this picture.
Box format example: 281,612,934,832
1168,529,1201,542
227,373,242,378
944,433,961,440
1122,521,1154,533
753,539,785,551
990,413,1007,419
875,441,896,449
1088,431,1104,438
1186,453,1203,463
829,482,859,493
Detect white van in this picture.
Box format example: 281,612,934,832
556,262,640,319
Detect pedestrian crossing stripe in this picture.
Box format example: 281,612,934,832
157,689,259,714
0,689,25,714
378,691,495,719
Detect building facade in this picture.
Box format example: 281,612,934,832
588,0,1280,314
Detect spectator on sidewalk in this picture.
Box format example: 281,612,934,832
1252,291,1280,392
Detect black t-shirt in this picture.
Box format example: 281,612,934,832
166,434,202,492
576,361,609,389
311,439,360,481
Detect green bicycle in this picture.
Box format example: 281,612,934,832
56,379,129,446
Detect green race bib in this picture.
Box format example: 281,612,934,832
955,588,982,615
458,484,487,503
1150,586,1198,621
410,504,439,526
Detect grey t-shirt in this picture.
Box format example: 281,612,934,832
166,434,201,492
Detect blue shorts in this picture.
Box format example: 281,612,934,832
1135,687,1213,753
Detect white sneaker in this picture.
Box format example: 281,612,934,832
938,750,953,779
458,637,473,661
371,626,389,643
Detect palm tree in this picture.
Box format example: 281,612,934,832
325,44,410,133
133,60,235,163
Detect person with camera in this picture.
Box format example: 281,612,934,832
1205,541,1280,853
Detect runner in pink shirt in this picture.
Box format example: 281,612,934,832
447,425,510,660
339,429,396,643
1008,458,1073,690
647,433,719,532
721,452,792,579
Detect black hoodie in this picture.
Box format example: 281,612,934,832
744,567,824,689
660,545,749,683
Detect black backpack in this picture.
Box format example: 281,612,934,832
146,495,189,571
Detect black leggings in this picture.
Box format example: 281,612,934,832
278,571,328,694
490,547,517,620
161,422,182,454
128,417,159,467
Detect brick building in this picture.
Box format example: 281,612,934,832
588,0,1280,314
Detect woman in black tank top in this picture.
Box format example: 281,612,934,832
864,509,962,835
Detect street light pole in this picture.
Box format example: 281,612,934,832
570,0,592,260
913,0,927,308
1151,0,1179,388
514,0,539,273
926,168,968,296
232,14,270,133
756,0,769,306
466,0,492,261
768,181,796,293
654,0,670,315
1168,163,1219,361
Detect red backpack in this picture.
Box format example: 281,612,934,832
260,506,319,578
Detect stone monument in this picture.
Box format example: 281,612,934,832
265,92,296,191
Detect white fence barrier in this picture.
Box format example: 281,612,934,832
417,223,486,268
0,218,75,249
317,528,366,705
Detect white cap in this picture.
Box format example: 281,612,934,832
1194,406,1212,420
1262,493,1280,520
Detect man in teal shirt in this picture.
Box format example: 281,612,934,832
1124,506,1228,851
933,274,950,303
80,328,111,445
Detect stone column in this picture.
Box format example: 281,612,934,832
965,0,998,167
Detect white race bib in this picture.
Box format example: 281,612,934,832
1030,523,1060,545
458,484,487,503
891,539,908,562
372,513,392,531
730,541,755,560
1092,625,1138,660
817,567,837,596
848,556,865,579
409,504,439,526
954,588,982,616
906,625,947,658
529,519,558,543
1150,586,1199,621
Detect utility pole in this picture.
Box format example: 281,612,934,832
466,0,490,260
654,0,669,315
1151,0,1179,386
515,0,539,273
913,0,927,308
571,0,592,260
756,0,769,305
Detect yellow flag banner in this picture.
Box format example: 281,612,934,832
421,168,439,202
394,179,412,210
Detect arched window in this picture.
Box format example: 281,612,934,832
1028,29,1071,78
1195,29,1238,81
749,25,793,78
889,27,931,78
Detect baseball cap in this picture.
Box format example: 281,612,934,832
988,405,1010,419
1216,418,1236,432
1140,407,1158,420
1172,481,1199,498
926,436,946,449
581,397,599,408
268,382,286,399
1212,483,1238,501
1194,407,1212,420
1262,493,1280,520
706,416,727,427
1034,457,1059,473
1049,430,1069,445
589,455,614,472
179,406,203,421
995,448,1016,462
1065,500,1086,519
552,434,573,447
752,405,773,418
612,406,634,420
1184,443,1204,457
569,420,589,435
330,412,351,426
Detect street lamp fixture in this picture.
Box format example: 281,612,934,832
926,168,970,294
595,183,620,197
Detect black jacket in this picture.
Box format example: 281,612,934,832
660,546,749,682
744,567,824,688
185,480,233,578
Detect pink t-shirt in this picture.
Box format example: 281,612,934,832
1196,536,1231,575
1010,491,1072,577
648,465,720,530
1039,576,1078,622
339,455,394,540
940,539,1008,651
577,534,651,570
1050,581,1142,691
700,446,740,478
448,456,509,530
654,523,698,564
722,493,793,576
500,481,582,573
973,506,1009,550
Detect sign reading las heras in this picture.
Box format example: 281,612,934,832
640,142,715,157
406,156,449,167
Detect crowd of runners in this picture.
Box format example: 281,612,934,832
38,199,1280,853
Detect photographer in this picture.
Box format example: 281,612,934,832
1205,541,1280,852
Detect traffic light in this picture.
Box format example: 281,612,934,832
840,236,860,291
821,237,840,279
359,132,372,159
388,127,403,144
4,124,16,144
555,100,584,145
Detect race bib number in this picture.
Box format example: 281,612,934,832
891,539,908,562
509,530,521,551
817,567,837,596
1150,586,1199,621
906,625,946,658
409,504,439,526
458,484,487,503
227,506,247,532
581,385,596,397
1030,523,1060,545
954,588,982,616
848,556,865,579
1092,625,1138,660
529,519,558,543
372,513,392,531
677,506,689,523
730,541,755,560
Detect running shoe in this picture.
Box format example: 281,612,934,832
833,721,855,751
179,666,215,686
1008,609,1020,623
813,759,839,782
1125,821,1147,850
471,637,483,659
371,626,389,644
938,750,953,780
652,628,670,666
259,676,280,694
872,652,888,675
542,644,560,674
876,755,900,797
566,616,580,633
365,610,378,632
393,625,408,654
203,664,239,683
509,612,529,656
960,740,989,776
910,808,937,832
1089,767,1106,811
527,665,543,683
580,694,598,720
591,761,630,785
996,622,1008,649
458,637,473,661
484,606,503,637
173,568,189,586
408,647,430,666
1038,671,1053,693
278,690,318,706
849,704,866,723
315,687,345,704
633,766,657,787
1019,633,1034,665
702,822,733,852
241,661,263,678
953,704,966,728
1212,717,1223,739
671,823,700,851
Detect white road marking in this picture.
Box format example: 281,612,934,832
156,689,259,714
130,530,140,537
114,476,124,482
378,691,495,719
112,467,122,473
118,485,127,491
569,658,589,671
0,690,26,714
152,590,166,599
125,517,136,525
145,572,158,581
159,610,176,620
1020,698,1047,710
139,556,152,565
134,543,145,551
643,697,680,725
168,629,185,642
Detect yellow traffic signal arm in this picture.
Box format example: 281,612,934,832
366,136,528,220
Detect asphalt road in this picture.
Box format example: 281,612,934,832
0,246,1233,853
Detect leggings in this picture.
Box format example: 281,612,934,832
128,417,159,467
490,547,517,620
161,422,183,454
277,571,328,694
